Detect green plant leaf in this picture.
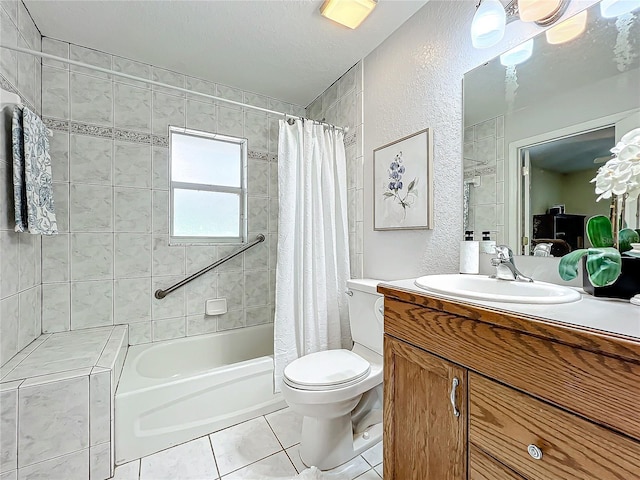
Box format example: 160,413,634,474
619,228,640,253
383,192,394,198
585,247,621,287
558,249,588,281
586,215,614,248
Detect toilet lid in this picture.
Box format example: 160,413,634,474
284,349,371,390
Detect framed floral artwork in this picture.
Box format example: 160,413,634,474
373,128,433,230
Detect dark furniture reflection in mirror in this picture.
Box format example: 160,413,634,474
532,213,586,256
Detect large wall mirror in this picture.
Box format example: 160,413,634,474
463,1,639,256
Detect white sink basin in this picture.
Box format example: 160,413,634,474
414,274,581,304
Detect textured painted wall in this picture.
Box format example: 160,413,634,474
362,0,599,280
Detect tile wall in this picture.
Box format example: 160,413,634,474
0,0,43,369
463,115,506,245
306,61,364,278
39,37,305,345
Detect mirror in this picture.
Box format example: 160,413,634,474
463,1,640,255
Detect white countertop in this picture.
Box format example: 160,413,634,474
381,278,640,340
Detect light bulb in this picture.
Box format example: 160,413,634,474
600,0,640,18
471,0,507,49
518,0,562,22
500,39,534,66
545,10,588,44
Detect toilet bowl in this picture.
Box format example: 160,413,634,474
281,279,384,470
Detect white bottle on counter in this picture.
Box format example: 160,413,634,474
460,231,480,274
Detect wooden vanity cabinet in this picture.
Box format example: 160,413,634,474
380,286,640,480
384,335,466,480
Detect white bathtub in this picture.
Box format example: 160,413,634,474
114,324,286,464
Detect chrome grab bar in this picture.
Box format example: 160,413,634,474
154,234,265,299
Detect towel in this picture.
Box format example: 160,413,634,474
12,106,58,235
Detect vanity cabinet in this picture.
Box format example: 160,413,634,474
384,335,466,479
380,285,640,480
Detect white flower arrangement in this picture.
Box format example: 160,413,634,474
592,127,640,201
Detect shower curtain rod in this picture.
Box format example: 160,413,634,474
0,44,348,133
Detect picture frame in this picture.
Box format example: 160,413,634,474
373,128,433,230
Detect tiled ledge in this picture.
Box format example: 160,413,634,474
0,326,128,480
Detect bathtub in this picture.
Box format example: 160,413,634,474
114,323,286,464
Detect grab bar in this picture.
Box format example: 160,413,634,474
154,234,265,299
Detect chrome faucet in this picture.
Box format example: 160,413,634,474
490,245,533,282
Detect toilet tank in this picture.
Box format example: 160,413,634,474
347,279,384,355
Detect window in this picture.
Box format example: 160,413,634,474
169,127,247,244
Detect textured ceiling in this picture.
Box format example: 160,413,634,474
24,0,428,107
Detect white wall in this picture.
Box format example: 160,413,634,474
362,0,600,280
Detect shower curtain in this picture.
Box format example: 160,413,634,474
274,119,351,392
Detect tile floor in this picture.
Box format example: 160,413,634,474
110,407,383,480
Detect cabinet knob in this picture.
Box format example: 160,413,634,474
527,444,543,460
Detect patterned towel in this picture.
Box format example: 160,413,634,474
12,106,58,235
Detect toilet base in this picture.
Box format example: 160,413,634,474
299,416,383,470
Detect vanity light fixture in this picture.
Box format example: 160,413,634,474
518,0,567,24
320,0,378,29
471,0,507,48
600,0,640,18
500,38,534,66
471,0,571,49
545,10,587,44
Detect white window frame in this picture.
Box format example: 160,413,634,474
169,126,248,245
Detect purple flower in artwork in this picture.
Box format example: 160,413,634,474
382,150,418,219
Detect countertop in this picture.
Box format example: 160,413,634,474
380,278,640,341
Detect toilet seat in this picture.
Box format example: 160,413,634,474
283,349,371,391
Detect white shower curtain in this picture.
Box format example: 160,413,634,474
274,119,351,392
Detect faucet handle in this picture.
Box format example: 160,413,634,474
494,244,513,261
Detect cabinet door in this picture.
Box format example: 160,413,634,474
383,334,467,480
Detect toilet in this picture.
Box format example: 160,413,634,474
281,279,384,470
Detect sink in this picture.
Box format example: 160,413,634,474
414,274,581,304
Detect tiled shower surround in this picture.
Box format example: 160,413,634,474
38,37,306,345
463,114,506,244
0,0,43,367
307,62,364,279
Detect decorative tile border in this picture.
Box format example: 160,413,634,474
344,132,357,148
1,73,37,113
43,118,70,132
70,122,113,138
476,166,497,176
248,151,277,162
114,129,152,144
41,117,280,162
152,135,169,148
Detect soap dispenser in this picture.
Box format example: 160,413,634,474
480,231,496,254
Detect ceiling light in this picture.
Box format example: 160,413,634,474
471,0,507,49
320,0,378,30
545,10,587,44
600,0,640,18
518,0,562,22
500,39,534,66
